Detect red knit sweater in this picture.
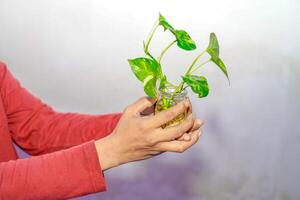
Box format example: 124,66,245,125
0,61,122,199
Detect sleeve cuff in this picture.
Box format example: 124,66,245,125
82,140,107,192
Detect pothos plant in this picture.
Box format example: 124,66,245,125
128,13,229,105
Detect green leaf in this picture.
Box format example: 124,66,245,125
143,75,157,98
128,57,162,98
128,57,161,82
206,32,229,81
206,32,219,59
162,97,171,109
159,75,167,90
182,75,209,98
158,14,196,51
159,13,175,33
175,30,196,51
211,57,229,80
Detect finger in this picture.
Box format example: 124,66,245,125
186,97,193,115
146,98,189,128
129,96,157,116
140,104,155,117
178,119,203,140
149,114,194,143
154,129,202,153
188,119,204,132
178,119,204,141
177,133,191,141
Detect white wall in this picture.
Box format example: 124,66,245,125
0,0,299,199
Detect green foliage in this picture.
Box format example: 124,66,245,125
159,13,175,32
158,14,196,51
159,75,168,90
206,33,229,80
175,30,196,50
206,32,219,59
128,13,230,99
128,57,160,81
182,75,209,98
211,57,228,80
128,57,162,98
162,97,172,109
143,75,157,98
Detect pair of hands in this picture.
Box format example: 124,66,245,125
95,96,204,171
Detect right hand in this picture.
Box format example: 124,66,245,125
95,97,203,171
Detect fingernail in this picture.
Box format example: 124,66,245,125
183,134,191,141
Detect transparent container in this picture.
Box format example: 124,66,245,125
154,85,188,128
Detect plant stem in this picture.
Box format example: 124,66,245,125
182,85,189,90
144,19,159,54
185,50,206,75
158,40,176,63
176,82,185,93
190,59,210,74
146,52,156,62
167,81,178,88
175,50,207,93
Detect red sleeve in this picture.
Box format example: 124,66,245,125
0,62,122,155
0,141,107,199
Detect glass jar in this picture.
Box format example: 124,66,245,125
154,84,188,128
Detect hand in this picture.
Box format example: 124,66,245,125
177,97,204,141
141,96,204,142
95,97,204,171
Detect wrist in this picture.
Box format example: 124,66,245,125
95,135,121,171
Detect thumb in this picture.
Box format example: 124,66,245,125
131,96,157,115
